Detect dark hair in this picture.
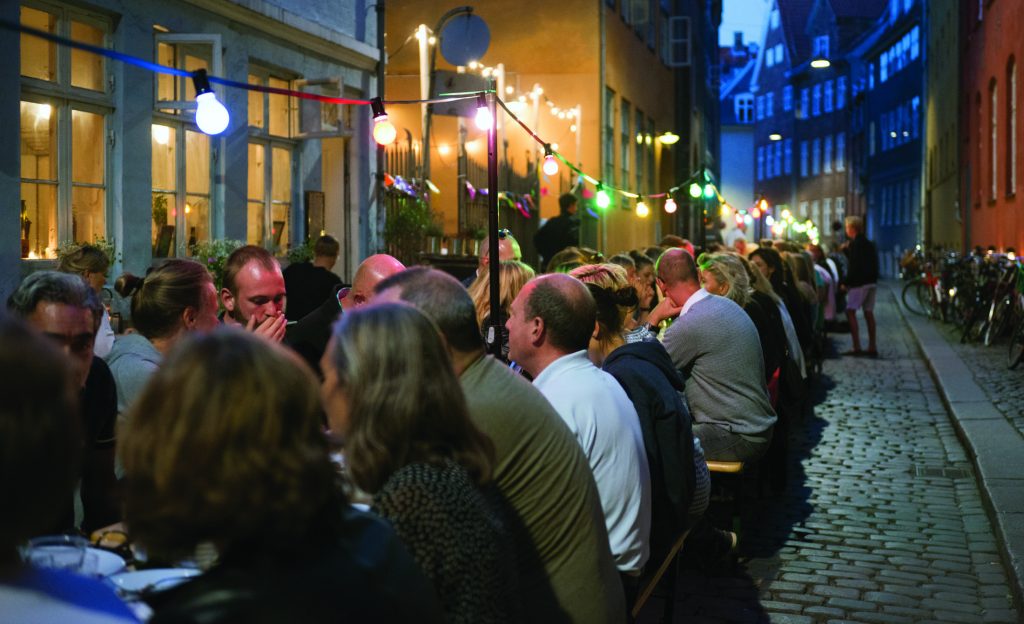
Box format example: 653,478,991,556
748,247,787,293
222,245,279,295
656,248,699,287
7,271,102,330
313,235,340,258
558,193,578,214
525,274,596,353
115,259,212,340
0,315,81,555
119,330,342,561
628,250,654,270
328,304,494,493
57,245,110,277
374,267,485,353
660,235,686,248
608,254,636,270
644,246,665,263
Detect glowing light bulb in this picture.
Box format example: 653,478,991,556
373,117,397,145
703,184,715,199
542,154,559,176
766,215,775,226
689,183,702,198
596,188,611,209
152,125,170,146
664,198,678,214
438,144,451,156
636,201,650,218
474,95,493,131
195,91,229,135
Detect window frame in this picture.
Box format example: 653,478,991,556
150,119,215,258
153,32,224,112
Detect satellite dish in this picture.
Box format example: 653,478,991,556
440,14,490,67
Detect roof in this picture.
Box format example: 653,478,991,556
828,0,888,20
721,58,756,100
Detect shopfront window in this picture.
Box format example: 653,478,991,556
151,124,211,257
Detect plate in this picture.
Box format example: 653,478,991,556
107,568,200,594
88,547,126,577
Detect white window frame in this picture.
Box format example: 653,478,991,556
153,33,224,112
666,16,691,68
812,138,821,175
150,121,214,257
836,132,846,171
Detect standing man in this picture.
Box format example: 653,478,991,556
506,273,651,603
842,215,879,357
534,193,580,272
283,235,343,320
220,245,288,342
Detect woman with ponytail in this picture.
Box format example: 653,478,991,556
569,264,709,564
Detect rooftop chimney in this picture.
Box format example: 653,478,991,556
734,31,744,49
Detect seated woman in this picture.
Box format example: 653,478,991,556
569,263,709,560
57,244,115,357
467,260,534,361
321,303,518,623
119,331,442,623
107,260,220,419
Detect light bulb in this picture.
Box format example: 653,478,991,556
689,183,702,198
596,188,611,209
765,215,775,226
703,184,715,199
636,201,650,218
195,92,229,135
542,154,559,176
475,100,493,131
664,198,677,214
373,117,397,145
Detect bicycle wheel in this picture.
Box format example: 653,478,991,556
984,296,1013,346
961,303,985,344
901,279,929,316
1008,318,1024,369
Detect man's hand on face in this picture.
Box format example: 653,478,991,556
648,295,683,327
246,311,287,343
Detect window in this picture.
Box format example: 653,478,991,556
812,84,821,116
910,25,920,61
869,62,875,90
1009,59,1017,195
799,201,809,218
911,96,920,138
666,16,691,67
247,144,293,254
151,125,211,257
757,146,764,181
774,44,784,65
20,5,111,259
784,139,793,174
870,121,876,155
756,96,764,121
635,108,645,192
603,88,615,185
800,141,809,177
248,70,298,138
835,196,846,224
770,9,780,29
836,133,846,171
822,198,832,230
783,86,793,111
620,99,632,185
991,80,998,200
155,33,223,114
735,94,754,123
813,35,830,58
766,92,774,117
766,47,775,68
811,200,820,229
800,88,809,118
824,80,833,113
836,76,847,109
812,138,821,175
823,135,833,173
774,142,782,177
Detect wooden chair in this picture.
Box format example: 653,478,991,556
631,529,691,621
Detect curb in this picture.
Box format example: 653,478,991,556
890,283,1024,613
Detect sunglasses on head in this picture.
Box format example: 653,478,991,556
696,252,714,271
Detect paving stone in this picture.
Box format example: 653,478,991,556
811,585,860,600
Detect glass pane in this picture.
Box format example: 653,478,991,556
20,7,56,82
183,48,211,102
151,124,177,191
20,102,58,181
72,110,104,184
247,201,264,246
72,186,105,244
152,192,175,257
271,202,289,254
71,21,105,91
248,74,264,129
21,183,57,258
185,195,210,253
268,77,290,137
185,131,209,194
156,42,177,106
248,143,265,201
271,147,291,253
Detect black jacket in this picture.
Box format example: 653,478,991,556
603,341,696,560
745,292,787,382
844,234,879,287
533,215,579,269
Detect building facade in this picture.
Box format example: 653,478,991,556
719,33,756,241
7,0,381,298
923,0,960,251
960,0,1023,254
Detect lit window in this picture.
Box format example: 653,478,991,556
800,88,809,118
248,70,297,138
766,92,774,117
812,84,821,116
836,133,846,171
735,94,754,123
800,141,809,177
620,99,632,185
784,139,792,174
824,135,833,173
836,77,847,109
812,138,821,175
824,80,833,113
783,85,793,111
151,125,211,258
757,146,764,181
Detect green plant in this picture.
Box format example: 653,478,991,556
286,238,316,265
384,199,442,265
189,239,245,290
56,237,121,267
465,226,486,240
152,194,169,227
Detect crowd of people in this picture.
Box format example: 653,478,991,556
1,212,878,623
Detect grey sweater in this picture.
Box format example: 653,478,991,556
104,332,162,418
661,294,777,435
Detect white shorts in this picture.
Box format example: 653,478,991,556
846,284,877,312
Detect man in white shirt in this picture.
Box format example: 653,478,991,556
506,273,652,598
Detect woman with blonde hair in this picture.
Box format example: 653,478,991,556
121,330,442,622
57,245,115,357
569,263,710,565
107,259,219,419
467,260,534,361
321,303,517,623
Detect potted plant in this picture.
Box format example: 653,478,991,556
383,198,440,265
189,239,245,291
466,226,486,257
425,221,445,255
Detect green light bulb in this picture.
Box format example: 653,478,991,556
689,183,702,198
596,188,611,209
703,184,715,199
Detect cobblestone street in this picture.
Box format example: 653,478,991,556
644,289,1022,623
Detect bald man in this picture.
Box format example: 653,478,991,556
285,253,405,376
462,231,523,287
506,273,651,602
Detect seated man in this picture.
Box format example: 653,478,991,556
648,248,776,462
462,229,522,288
282,234,343,320
7,272,120,533
286,254,404,375
506,273,651,598
374,268,625,623
220,245,289,343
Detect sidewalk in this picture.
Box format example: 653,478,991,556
891,282,1024,612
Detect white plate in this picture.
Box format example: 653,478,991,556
108,568,200,594
88,548,126,577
